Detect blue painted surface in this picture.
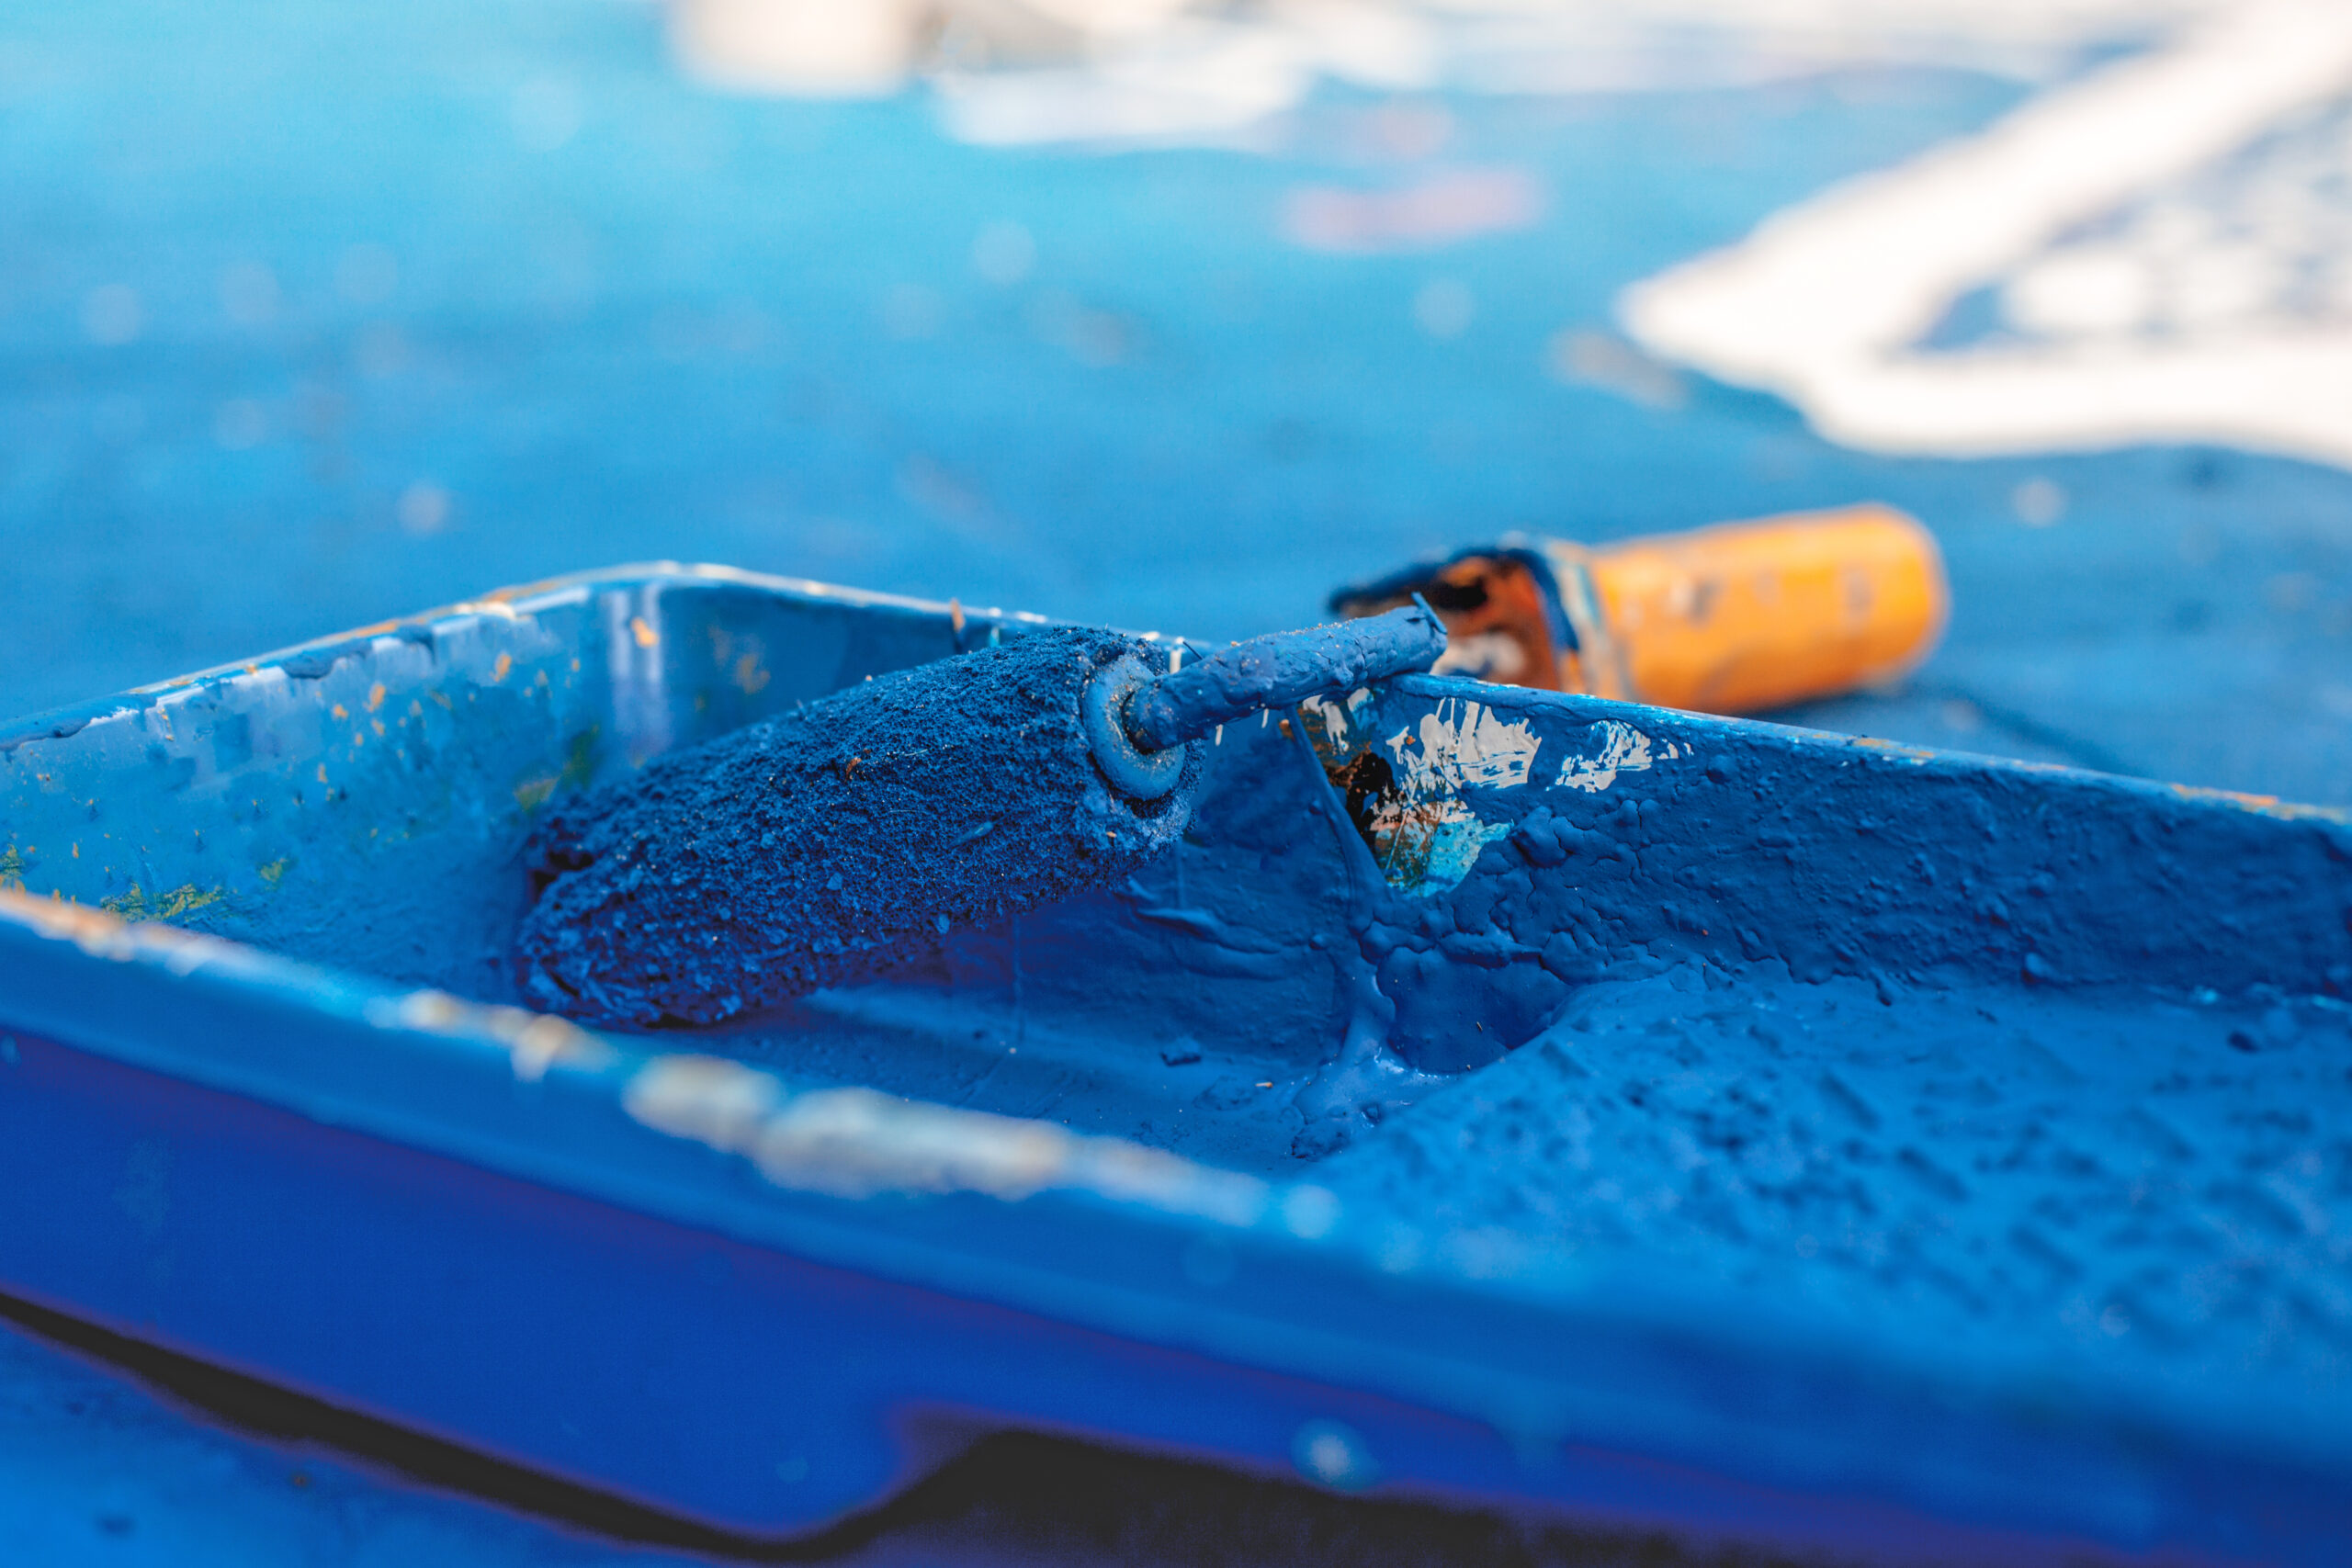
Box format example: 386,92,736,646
1122,604,1445,752
0,1313,685,1566
3,4,2346,809
0,569,2343,1565
2,1,2350,1561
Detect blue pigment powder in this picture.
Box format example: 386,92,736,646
515,628,1198,1027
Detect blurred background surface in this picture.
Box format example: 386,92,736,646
3,0,2351,1561
7,0,2351,805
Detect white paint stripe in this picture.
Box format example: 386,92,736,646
1621,0,2352,463
1800,330,2352,466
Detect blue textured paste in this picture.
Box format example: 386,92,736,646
0,574,2348,1560
514,628,1196,1026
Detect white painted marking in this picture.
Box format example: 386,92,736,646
1623,1,2352,468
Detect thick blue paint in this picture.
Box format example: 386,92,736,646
0,569,2345,1565
2,2,2350,1559
514,605,1440,1028
1123,605,1446,753
516,627,1198,1027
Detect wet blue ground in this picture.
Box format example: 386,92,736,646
4,0,2351,1561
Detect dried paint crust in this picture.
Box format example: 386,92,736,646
4,570,2351,1559
514,628,1197,1027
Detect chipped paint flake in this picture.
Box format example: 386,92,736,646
480,1005,610,1082
1387,698,1542,795
621,1055,1272,1223
1363,795,1513,894
363,987,616,1080
1554,718,1657,793
99,882,224,921
1299,695,1349,750
1309,696,1541,897
1297,687,1376,765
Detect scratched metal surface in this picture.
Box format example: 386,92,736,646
3,1,2352,1563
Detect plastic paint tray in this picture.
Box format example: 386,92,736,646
0,565,2346,1564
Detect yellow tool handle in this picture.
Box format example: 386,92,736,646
1548,504,1947,713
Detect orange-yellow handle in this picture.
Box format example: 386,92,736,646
1555,504,1948,713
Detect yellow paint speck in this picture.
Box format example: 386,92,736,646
71,843,78,859
367,682,386,712
630,616,658,649
331,704,348,720
316,763,329,784
492,652,513,682
371,718,385,738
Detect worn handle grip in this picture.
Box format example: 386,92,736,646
1122,604,1446,753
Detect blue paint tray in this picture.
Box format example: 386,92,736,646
0,565,2346,1563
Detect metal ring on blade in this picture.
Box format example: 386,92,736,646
1082,655,1187,801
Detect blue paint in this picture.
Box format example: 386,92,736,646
1079,653,1190,801
0,566,2347,1565
0,2,2348,1551
6,0,2345,820
514,608,1436,1029
515,627,1195,1027
1123,605,1446,753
